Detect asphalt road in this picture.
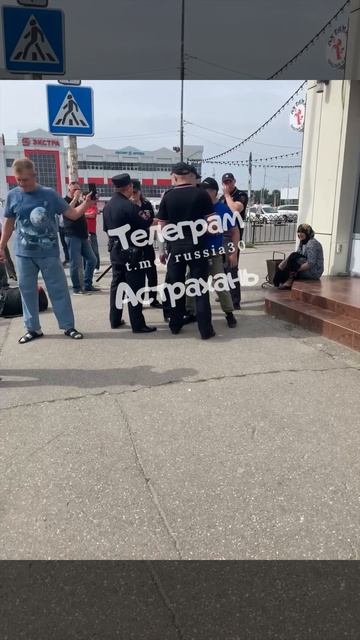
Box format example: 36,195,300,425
1,242,360,559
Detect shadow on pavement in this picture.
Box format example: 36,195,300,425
0,365,198,389
68,315,287,341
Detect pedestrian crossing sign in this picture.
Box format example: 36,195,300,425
47,85,94,136
2,6,65,74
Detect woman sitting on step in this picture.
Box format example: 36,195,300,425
274,224,324,289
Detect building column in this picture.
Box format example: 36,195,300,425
298,80,360,276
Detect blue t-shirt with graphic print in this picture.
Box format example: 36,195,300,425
205,200,236,251
5,185,68,258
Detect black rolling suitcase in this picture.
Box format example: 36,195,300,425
0,286,48,318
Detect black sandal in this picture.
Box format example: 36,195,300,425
64,328,83,340
18,331,44,344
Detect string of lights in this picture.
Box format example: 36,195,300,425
268,0,350,79
204,159,301,169
203,82,306,162
249,165,301,170
251,151,301,163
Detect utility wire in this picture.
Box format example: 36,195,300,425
205,151,301,165
268,0,350,78
185,54,262,79
184,120,302,150
203,82,306,161
204,159,301,169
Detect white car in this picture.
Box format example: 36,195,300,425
247,205,283,224
277,204,298,223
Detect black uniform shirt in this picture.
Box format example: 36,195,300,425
220,187,248,239
158,184,214,250
139,197,154,225
63,195,88,239
103,192,152,249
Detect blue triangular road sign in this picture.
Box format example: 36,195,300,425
2,6,65,74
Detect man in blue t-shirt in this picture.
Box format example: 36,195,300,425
186,177,240,328
0,158,91,343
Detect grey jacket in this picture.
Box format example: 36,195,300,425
297,237,324,279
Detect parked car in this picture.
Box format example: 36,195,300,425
247,205,284,224
277,204,298,223
261,205,284,224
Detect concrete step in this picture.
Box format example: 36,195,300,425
265,289,360,351
290,279,360,321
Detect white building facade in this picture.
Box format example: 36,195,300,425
0,129,203,204
298,80,360,276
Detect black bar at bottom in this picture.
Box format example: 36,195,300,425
1,561,359,639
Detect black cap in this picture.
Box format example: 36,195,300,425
131,179,141,190
222,172,235,182
171,162,196,176
112,173,131,188
201,177,219,192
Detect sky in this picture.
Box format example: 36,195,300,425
0,79,305,192
0,0,350,193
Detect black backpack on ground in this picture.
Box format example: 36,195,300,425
0,286,48,318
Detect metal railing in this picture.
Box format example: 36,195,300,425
243,220,297,245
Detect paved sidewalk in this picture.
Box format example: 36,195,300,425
1,244,360,559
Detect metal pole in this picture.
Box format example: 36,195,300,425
68,135,79,182
180,0,185,162
287,173,290,203
67,135,83,286
248,152,252,205
261,166,266,204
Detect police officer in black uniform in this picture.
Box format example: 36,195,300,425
158,162,215,340
220,172,248,310
131,179,162,309
103,173,157,333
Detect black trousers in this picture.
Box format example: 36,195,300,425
110,261,147,331
0,261,8,288
145,246,158,302
165,251,213,337
59,227,70,262
273,252,306,286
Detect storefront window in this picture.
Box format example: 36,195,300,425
26,152,58,191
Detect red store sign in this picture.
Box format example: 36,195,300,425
22,137,60,147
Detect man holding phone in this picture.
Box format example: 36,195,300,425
85,184,100,273
63,181,98,294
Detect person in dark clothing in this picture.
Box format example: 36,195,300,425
131,179,162,309
58,215,70,265
85,200,101,272
157,162,215,340
0,205,17,281
220,173,247,309
103,173,156,333
273,224,324,289
63,182,98,294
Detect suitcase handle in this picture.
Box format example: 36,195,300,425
272,251,286,260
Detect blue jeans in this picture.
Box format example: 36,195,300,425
65,236,96,291
16,255,75,332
